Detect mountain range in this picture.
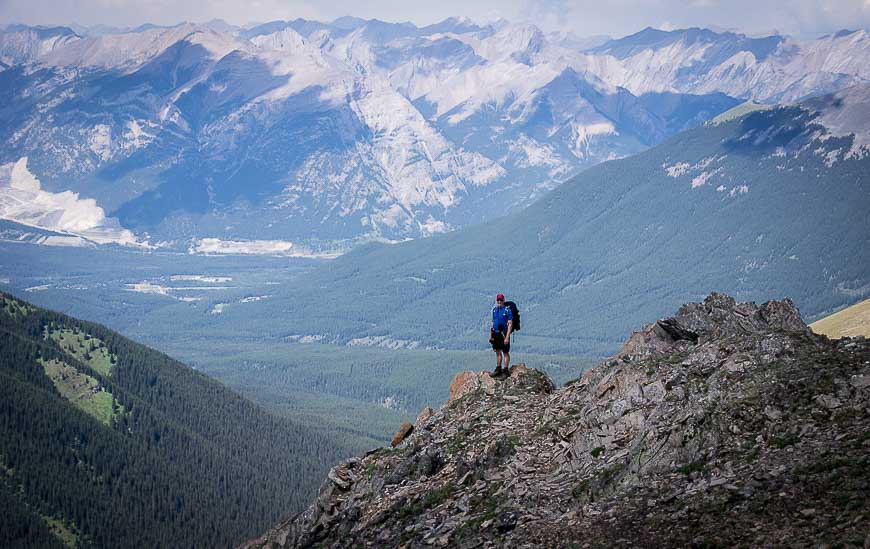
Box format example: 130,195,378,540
205,84,870,355
1,19,868,249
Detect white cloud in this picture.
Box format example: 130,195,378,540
0,0,867,39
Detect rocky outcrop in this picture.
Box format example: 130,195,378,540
251,293,870,548
391,422,415,447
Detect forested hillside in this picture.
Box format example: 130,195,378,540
0,292,358,548
221,90,870,355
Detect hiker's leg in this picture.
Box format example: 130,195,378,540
503,351,510,369
495,349,503,367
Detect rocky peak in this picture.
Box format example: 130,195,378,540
618,291,808,361
250,293,869,548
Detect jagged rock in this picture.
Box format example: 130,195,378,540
328,466,356,491
763,405,783,420
251,293,870,548
416,406,436,426
448,370,496,402
814,394,842,409
850,375,870,390
618,292,809,362
391,422,414,447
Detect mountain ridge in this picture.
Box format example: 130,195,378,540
251,292,870,548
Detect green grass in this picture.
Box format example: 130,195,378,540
455,492,505,540
39,359,122,426
42,515,78,548
572,479,591,499
48,328,117,377
400,484,458,521
677,459,706,475
0,294,33,319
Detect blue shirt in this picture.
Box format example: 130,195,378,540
492,305,513,333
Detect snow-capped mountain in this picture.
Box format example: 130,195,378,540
0,19,867,251
586,27,870,102
0,24,81,66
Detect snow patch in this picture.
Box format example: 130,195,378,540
570,122,617,159
286,334,326,343
508,135,568,174
122,120,155,151
728,185,749,197
691,169,720,188
88,124,113,160
663,162,690,178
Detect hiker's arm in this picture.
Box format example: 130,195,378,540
505,320,513,340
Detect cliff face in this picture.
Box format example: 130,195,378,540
253,293,870,548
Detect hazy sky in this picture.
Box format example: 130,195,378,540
1,0,868,39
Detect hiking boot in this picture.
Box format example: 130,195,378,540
491,366,504,378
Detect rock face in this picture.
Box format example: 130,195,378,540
391,422,415,447
251,293,870,547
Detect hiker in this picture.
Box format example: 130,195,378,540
490,293,513,378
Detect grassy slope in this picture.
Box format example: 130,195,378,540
709,100,769,125
39,358,120,426
810,298,870,338
48,328,116,376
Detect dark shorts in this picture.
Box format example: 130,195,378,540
491,331,510,353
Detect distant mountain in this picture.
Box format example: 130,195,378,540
0,291,358,548
0,24,80,65
229,84,870,355
587,27,870,102
0,20,867,250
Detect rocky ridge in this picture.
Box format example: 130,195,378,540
252,293,870,547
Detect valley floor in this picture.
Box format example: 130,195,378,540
0,242,595,449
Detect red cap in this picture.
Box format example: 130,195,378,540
496,293,505,301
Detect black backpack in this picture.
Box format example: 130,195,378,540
504,301,521,331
